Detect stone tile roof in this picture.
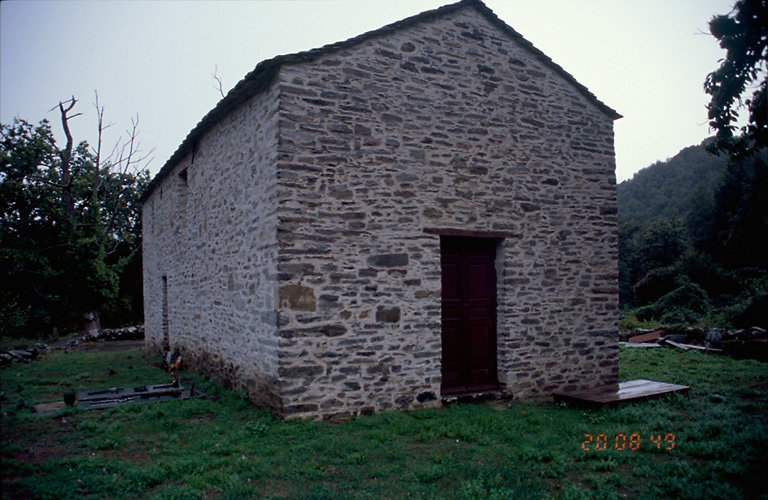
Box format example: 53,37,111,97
142,0,621,201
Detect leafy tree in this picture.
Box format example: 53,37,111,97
705,0,768,158
618,218,686,308
0,98,150,338
696,152,768,269
637,218,686,271
618,221,643,306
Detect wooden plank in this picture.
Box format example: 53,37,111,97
553,379,689,407
662,340,723,353
628,330,662,343
619,342,661,348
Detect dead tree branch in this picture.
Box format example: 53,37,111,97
102,114,154,250
212,64,226,99
56,96,81,219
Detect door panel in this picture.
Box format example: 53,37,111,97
440,237,499,395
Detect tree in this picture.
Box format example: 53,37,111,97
637,218,686,272
704,0,768,158
618,221,644,307
697,152,768,269
0,97,151,338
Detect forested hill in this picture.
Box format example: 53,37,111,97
617,141,728,226
617,137,767,328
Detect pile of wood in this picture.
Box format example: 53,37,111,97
620,326,768,361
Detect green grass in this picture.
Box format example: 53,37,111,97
2,347,767,499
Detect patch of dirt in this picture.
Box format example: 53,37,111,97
11,442,71,465
101,446,154,465
4,417,75,466
66,340,145,353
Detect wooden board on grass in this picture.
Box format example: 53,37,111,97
553,379,689,407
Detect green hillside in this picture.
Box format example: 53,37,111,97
617,142,767,329
617,141,728,226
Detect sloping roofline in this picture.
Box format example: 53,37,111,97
141,0,621,201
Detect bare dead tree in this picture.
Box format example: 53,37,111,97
102,114,154,254
86,95,154,253
92,91,114,195
50,95,154,252
51,96,82,220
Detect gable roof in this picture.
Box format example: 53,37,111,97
142,0,621,201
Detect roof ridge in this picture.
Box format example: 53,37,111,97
142,0,619,201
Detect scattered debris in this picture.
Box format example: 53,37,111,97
659,339,723,353
620,325,768,360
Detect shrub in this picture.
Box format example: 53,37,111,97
633,266,679,305
635,277,711,324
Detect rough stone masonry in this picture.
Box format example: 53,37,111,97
142,0,620,420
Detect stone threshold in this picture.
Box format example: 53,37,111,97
441,389,511,405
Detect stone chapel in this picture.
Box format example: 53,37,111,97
142,0,621,419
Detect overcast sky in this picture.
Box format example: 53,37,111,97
1,0,735,182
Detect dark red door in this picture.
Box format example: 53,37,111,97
440,237,498,395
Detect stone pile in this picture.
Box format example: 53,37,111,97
97,325,145,341
53,324,145,351
0,343,49,366
1,325,145,366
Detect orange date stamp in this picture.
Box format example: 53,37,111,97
581,433,676,451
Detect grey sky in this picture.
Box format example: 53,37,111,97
1,0,735,182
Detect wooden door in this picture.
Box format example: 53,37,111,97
440,237,499,395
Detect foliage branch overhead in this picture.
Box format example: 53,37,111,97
705,0,768,158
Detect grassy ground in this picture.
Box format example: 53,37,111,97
1,347,766,499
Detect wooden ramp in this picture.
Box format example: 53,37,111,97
553,379,689,407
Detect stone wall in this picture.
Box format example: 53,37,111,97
273,6,618,419
142,85,282,410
